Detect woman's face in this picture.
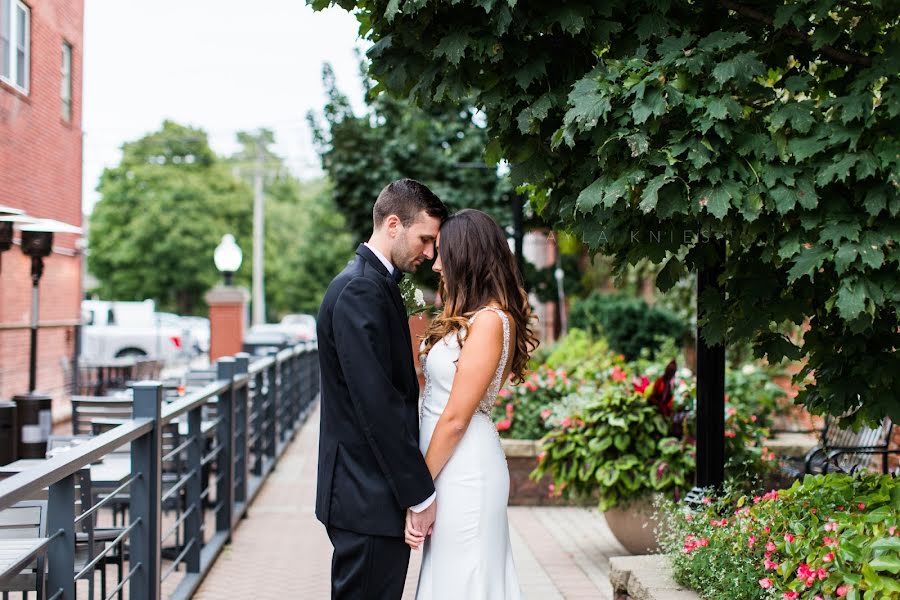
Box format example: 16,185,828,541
431,231,443,275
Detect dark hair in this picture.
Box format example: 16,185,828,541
372,179,448,229
421,209,538,383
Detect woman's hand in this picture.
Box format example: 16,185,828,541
405,510,426,550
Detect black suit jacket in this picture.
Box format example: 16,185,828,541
315,244,435,537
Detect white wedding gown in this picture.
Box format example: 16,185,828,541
416,307,523,600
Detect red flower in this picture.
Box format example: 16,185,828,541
784,533,795,543
611,366,627,382
496,419,512,431
633,375,650,394
784,593,799,600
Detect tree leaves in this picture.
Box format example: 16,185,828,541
434,31,472,65
564,77,611,130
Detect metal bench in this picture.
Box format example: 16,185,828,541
783,417,896,476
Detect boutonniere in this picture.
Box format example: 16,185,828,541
398,277,432,318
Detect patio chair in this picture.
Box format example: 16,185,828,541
0,500,47,600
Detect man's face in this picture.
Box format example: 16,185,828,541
389,211,441,273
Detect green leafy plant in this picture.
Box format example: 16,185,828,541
660,474,900,599
316,0,900,427
492,365,578,440
568,293,688,361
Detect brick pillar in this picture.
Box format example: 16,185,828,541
205,286,249,362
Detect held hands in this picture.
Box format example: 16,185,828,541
405,500,437,550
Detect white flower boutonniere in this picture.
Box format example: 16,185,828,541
399,277,432,318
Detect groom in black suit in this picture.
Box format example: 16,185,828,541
316,179,448,599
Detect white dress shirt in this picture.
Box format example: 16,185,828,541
363,242,436,514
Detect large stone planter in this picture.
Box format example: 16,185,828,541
502,438,592,506
603,496,663,555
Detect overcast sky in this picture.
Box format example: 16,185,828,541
82,0,367,213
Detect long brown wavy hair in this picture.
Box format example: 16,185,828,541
421,209,538,383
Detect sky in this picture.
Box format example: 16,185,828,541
82,0,367,213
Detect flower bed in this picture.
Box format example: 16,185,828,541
659,474,900,599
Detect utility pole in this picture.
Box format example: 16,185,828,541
252,146,266,326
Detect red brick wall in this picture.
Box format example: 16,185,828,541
0,0,84,421
209,303,246,362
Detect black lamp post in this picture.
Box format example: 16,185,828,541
17,218,82,392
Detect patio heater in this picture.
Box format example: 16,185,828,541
17,218,83,392
214,233,243,286
0,206,30,274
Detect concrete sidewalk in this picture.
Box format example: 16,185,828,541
193,405,626,599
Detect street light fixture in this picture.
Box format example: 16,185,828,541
214,234,242,286
17,218,82,392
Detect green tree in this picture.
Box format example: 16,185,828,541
226,129,355,320
314,1,900,425
308,63,515,244
88,121,252,314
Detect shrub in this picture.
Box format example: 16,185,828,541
491,365,579,440
659,474,900,600
568,292,688,361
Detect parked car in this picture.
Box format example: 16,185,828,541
242,324,296,356
279,313,317,341
80,300,190,364
179,316,210,354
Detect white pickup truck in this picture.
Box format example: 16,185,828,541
80,300,193,364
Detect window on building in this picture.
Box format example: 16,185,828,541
0,0,29,94
61,41,72,120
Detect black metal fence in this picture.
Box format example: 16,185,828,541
0,342,319,600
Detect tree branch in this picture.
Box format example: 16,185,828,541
720,0,873,67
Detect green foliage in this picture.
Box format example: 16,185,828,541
568,292,687,360
531,381,696,511
660,474,900,599
225,131,355,319
308,63,513,246
315,0,900,426
491,365,579,440
89,121,252,314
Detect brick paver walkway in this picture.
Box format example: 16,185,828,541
193,405,626,599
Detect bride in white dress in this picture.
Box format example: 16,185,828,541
405,209,538,600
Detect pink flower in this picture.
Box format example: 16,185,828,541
524,381,538,392
889,526,897,535
724,430,736,438
633,375,650,394
784,593,799,600
837,586,849,597
824,521,838,532
748,535,757,547
823,552,835,562
537,451,546,462
784,533,795,543
496,419,512,431
540,409,552,419
764,559,778,570
751,415,757,422
702,497,712,505
766,541,777,552
759,578,773,589
858,503,865,510
611,366,627,382
561,417,572,429
505,402,514,415
817,568,828,581
498,388,511,398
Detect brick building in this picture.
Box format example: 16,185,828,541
1,0,84,421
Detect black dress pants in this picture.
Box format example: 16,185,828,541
327,527,411,600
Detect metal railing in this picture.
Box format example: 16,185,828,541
0,341,319,600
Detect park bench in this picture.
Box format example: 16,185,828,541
782,417,896,477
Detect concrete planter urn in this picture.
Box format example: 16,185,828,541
602,495,664,555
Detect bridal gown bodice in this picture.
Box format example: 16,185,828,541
416,307,523,600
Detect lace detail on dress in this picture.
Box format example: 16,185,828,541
468,307,511,417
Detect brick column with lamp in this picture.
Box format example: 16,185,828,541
206,234,248,362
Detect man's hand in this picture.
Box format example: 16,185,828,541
404,500,437,550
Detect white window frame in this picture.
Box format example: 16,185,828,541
61,41,72,120
0,0,29,94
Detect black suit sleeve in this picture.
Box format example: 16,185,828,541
332,277,435,509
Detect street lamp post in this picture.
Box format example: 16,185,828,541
214,234,243,286
17,219,82,392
